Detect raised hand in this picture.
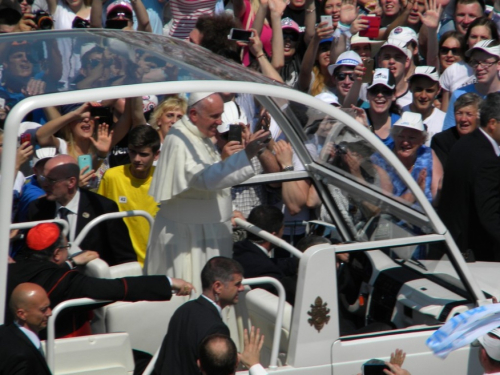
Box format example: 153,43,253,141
90,122,113,155
350,14,369,34
390,349,406,367
315,20,335,40
419,0,442,29
221,140,244,160
340,0,359,25
269,0,287,15
239,327,265,368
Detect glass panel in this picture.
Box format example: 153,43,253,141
0,30,278,106
273,97,427,211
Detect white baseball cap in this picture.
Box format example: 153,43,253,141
367,68,396,90
188,92,216,107
328,51,362,76
380,38,412,59
393,112,425,132
409,66,440,83
465,39,500,58
315,92,340,107
389,26,418,45
478,328,500,361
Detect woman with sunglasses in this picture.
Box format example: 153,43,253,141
439,17,499,112
278,17,303,87
356,68,401,149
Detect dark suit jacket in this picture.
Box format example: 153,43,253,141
0,324,51,375
430,126,460,168
6,258,172,338
154,296,229,375
233,239,298,305
438,128,500,261
27,188,136,266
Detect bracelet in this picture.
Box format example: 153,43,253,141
306,7,316,13
256,53,265,59
96,154,107,161
282,165,294,171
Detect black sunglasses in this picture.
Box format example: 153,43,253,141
18,0,35,5
283,31,299,42
440,46,460,56
335,72,354,81
368,86,393,96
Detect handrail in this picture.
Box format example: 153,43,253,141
234,218,303,259
46,298,111,373
71,210,154,253
242,277,286,371
10,219,70,237
142,277,286,374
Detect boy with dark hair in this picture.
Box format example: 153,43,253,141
97,125,160,266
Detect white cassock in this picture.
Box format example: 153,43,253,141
145,116,255,291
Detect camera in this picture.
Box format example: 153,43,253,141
335,142,348,155
34,11,53,30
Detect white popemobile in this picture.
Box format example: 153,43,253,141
0,29,498,375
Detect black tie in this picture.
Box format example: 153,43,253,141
59,207,70,224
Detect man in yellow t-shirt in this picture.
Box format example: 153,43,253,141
98,125,160,266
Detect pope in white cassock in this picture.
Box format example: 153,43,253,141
145,92,270,292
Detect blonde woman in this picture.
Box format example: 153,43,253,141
36,103,115,187
150,96,187,142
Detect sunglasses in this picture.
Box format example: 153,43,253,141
368,86,393,96
335,72,354,81
439,46,460,56
18,0,34,5
283,31,299,42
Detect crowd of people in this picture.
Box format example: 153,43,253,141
3,0,500,372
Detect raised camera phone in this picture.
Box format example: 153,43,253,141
227,124,242,143
227,28,254,42
320,15,333,28
78,154,93,173
362,58,375,83
0,98,5,109
359,15,381,39
90,105,113,125
20,132,31,145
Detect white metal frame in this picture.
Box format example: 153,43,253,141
0,79,482,323
46,298,111,372
10,219,70,238
70,210,154,253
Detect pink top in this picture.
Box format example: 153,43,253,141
169,0,218,39
241,0,273,66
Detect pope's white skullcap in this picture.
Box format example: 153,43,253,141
188,92,216,107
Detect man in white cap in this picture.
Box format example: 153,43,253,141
327,51,363,105
477,328,500,374
146,92,269,292
388,26,419,79
443,39,500,130
378,39,413,107
402,66,445,145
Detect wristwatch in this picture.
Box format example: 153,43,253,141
282,165,294,172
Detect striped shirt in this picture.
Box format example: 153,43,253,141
168,0,218,39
